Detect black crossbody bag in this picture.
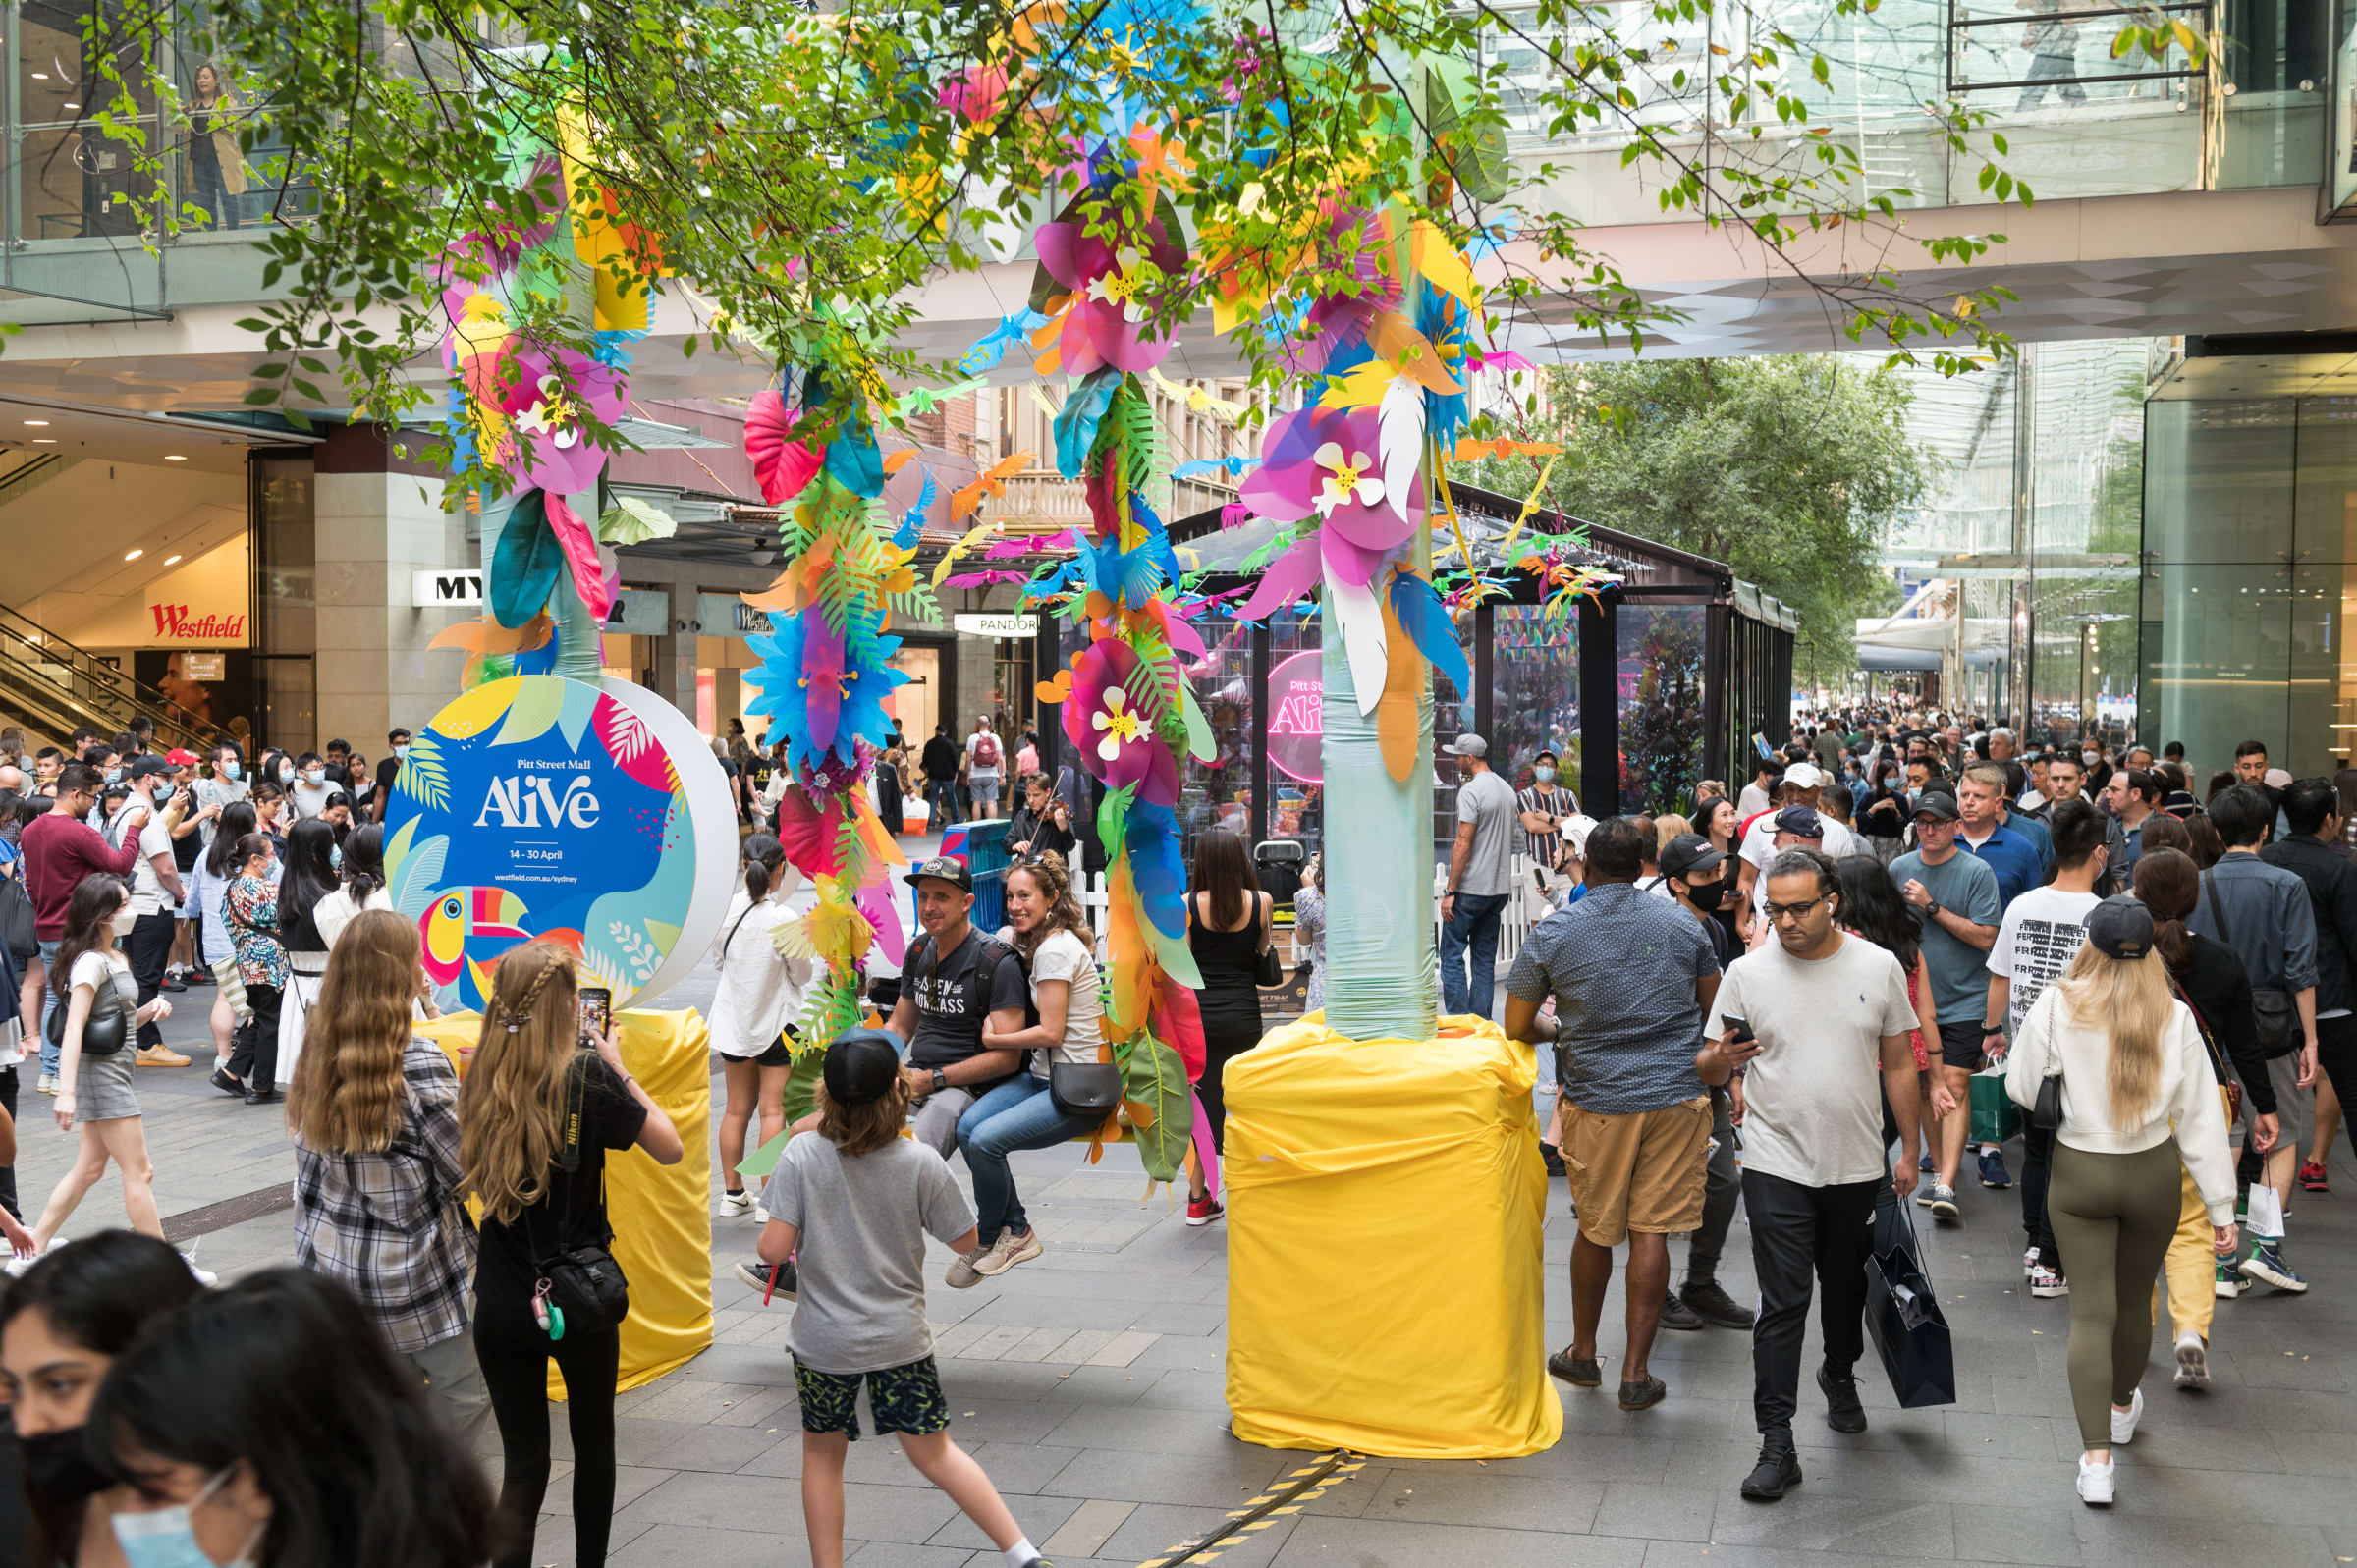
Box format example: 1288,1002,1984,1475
528,1055,630,1338
2203,868,2298,1055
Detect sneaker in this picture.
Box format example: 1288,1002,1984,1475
1977,1148,2012,1188
754,1201,769,1224
180,1247,217,1288
718,1188,753,1217
1677,1280,1756,1329
2109,1386,2143,1445
1818,1363,1867,1433
1925,1183,1959,1220
975,1226,1043,1277
136,1045,191,1068
2028,1262,2069,1298
185,968,214,986
161,974,187,993
1617,1374,1668,1411
1918,1147,1936,1174
2172,1331,2210,1388
2022,1247,2040,1279
2214,1260,2246,1299
1540,1143,1566,1179
945,1247,990,1290
2075,1454,2114,1507
735,1259,797,1301
2240,1240,2309,1293
2298,1160,2330,1193
1739,1442,1802,1501
1660,1290,1706,1331
1185,1196,1224,1226
35,1072,55,1096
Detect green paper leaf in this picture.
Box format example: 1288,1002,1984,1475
1118,1031,1193,1183
492,676,565,746
490,491,563,629
1178,680,1216,764
599,494,678,546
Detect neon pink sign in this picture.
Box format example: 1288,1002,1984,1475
1267,650,1323,784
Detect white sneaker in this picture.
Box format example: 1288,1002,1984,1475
35,1072,55,1096
2173,1331,2210,1389
718,1189,753,1217
2109,1387,2143,1446
2076,1454,2114,1506
753,1201,769,1224
2028,1262,2069,1298
8,1234,68,1277
2021,1247,2039,1279
180,1247,217,1287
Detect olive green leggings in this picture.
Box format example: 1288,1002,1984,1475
2048,1138,2183,1447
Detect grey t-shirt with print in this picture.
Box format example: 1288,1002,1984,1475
761,1130,976,1374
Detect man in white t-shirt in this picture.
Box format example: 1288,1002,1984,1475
289,752,337,819
1981,797,2108,1298
1737,790,1859,944
1702,845,1920,1501
119,758,192,1067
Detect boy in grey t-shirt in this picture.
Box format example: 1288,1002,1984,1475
747,1031,1051,1568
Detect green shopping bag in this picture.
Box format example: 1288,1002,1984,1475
1968,1066,2021,1146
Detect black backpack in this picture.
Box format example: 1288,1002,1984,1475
908,930,1036,1036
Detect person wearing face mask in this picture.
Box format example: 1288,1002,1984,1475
287,754,334,821
82,1267,498,1568
369,727,412,826
220,835,286,1106
20,768,150,1102
194,745,247,843
1655,834,1755,1335
247,784,288,855
0,1230,207,1567
17,877,199,1273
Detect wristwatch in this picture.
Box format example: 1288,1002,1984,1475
1924,896,1941,918
930,1068,948,1095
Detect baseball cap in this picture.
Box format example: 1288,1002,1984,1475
1910,790,1960,822
903,855,974,892
1781,762,1825,789
2082,895,2155,961
2161,789,2199,819
822,1028,904,1106
1659,833,1727,881
164,748,198,767
1772,805,1824,839
1442,733,1488,758
1561,814,1598,858
125,756,174,782
2264,768,2293,790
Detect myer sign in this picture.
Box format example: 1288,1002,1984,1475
412,570,484,607
953,612,1036,638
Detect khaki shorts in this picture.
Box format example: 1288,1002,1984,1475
1561,1097,1713,1248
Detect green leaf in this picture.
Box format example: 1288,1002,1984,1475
1118,1031,1193,1183
599,494,679,546
490,490,563,629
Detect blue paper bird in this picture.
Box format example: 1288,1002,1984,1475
1171,455,1260,482
896,468,938,548
959,310,1054,375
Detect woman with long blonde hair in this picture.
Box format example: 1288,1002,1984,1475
2005,895,2236,1509
457,941,683,1568
288,907,488,1447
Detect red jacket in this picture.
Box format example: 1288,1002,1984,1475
21,809,142,940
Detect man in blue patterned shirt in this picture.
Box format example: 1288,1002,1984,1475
1505,816,1722,1415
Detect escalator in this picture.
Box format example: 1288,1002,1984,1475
0,601,237,758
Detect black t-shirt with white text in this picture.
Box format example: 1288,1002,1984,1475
904,927,1030,1069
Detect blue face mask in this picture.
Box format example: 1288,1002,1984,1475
1533,766,1558,784
111,1465,261,1568
221,761,241,782
105,767,123,784
329,844,343,872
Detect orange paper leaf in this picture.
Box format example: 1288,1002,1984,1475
1376,599,1425,783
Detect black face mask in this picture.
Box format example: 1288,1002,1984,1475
1679,876,1725,911
17,1426,111,1501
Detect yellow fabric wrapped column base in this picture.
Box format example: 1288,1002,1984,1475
417,1008,716,1398
1223,1012,1562,1458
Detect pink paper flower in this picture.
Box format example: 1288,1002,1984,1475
493,347,627,496
1035,195,1187,376
1061,640,1179,805
1240,404,1416,586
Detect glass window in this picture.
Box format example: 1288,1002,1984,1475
1180,607,1253,864
1494,604,1578,802
1617,604,1708,814
1263,605,1321,859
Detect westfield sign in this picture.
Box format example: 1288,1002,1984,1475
149,603,247,641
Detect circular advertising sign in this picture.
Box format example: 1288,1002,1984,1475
1266,649,1323,784
383,675,737,1013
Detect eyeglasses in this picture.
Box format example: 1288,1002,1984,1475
1764,896,1828,923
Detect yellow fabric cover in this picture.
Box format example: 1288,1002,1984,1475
1223,1012,1562,1458
417,1009,715,1397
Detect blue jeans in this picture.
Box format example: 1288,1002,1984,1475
36,939,61,1077
926,780,961,828
1440,892,1509,1020
956,1074,1104,1244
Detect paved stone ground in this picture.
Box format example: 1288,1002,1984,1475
12,951,2355,1568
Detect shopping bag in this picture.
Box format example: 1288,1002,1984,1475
1968,1066,2020,1147
1864,1181,1956,1409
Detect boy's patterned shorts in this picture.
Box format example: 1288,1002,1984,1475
794,1353,951,1439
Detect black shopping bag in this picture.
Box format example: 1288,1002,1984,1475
1863,1180,1956,1409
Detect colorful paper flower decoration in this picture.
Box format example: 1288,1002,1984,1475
1062,640,1178,805
1035,194,1187,377
493,348,628,497
743,607,907,776
1240,404,1416,586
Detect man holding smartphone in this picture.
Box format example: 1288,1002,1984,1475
1702,847,1923,1502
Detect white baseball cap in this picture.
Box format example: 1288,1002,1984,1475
1781,762,1826,789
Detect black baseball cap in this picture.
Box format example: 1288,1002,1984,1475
903,855,974,892
1911,789,1960,822
125,756,174,782
823,1028,904,1106
1659,833,1727,881
1772,805,1824,839
2083,895,2155,961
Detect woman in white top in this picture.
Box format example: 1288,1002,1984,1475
2006,894,2235,1510
711,834,811,1220
191,799,260,1071
949,851,1105,1283
311,822,396,949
